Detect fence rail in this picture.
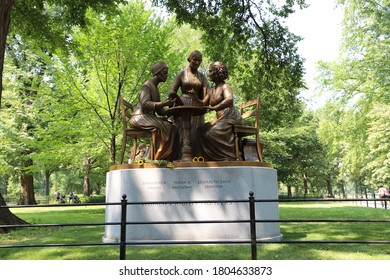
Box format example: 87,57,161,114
1,193,389,260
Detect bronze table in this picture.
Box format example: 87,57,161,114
166,105,206,162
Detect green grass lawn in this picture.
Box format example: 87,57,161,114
0,203,389,260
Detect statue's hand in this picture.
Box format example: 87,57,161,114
168,91,179,100
163,98,176,107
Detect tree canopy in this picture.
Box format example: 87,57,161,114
155,0,307,130
0,0,125,108
317,0,389,191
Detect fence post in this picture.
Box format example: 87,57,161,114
249,191,257,260
119,194,127,260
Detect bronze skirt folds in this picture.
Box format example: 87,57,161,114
196,106,242,161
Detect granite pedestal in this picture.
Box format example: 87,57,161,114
103,163,282,243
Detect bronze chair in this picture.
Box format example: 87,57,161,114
233,97,264,162
119,96,156,164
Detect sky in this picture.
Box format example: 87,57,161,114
284,0,344,108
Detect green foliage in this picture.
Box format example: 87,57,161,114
336,0,389,103
0,36,44,178
52,1,187,165
265,111,329,196
10,0,124,51
317,0,389,192
154,0,307,131
82,195,106,203
364,103,390,186
1,0,125,108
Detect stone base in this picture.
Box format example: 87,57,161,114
103,162,282,243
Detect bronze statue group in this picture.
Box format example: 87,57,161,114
129,50,243,162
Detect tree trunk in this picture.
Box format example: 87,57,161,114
0,193,28,233
45,170,51,196
1,175,9,195
0,0,14,108
110,134,116,165
95,182,101,195
340,182,346,199
287,185,292,198
19,158,37,205
326,178,334,198
303,170,308,198
83,174,90,196
83,156,96,196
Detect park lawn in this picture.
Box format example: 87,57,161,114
0,203,389,260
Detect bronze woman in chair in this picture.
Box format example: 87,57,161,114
129,62,179,161
196,61,243,161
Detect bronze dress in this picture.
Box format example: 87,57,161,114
171,67,207,156
196,85,242,161
129,80,179,161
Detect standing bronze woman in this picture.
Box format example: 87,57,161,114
129,62,179,161
196,61,242,161
169,50,208,156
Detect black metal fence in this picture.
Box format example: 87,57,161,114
0,192,389,260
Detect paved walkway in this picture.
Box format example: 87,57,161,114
347,200,389,210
